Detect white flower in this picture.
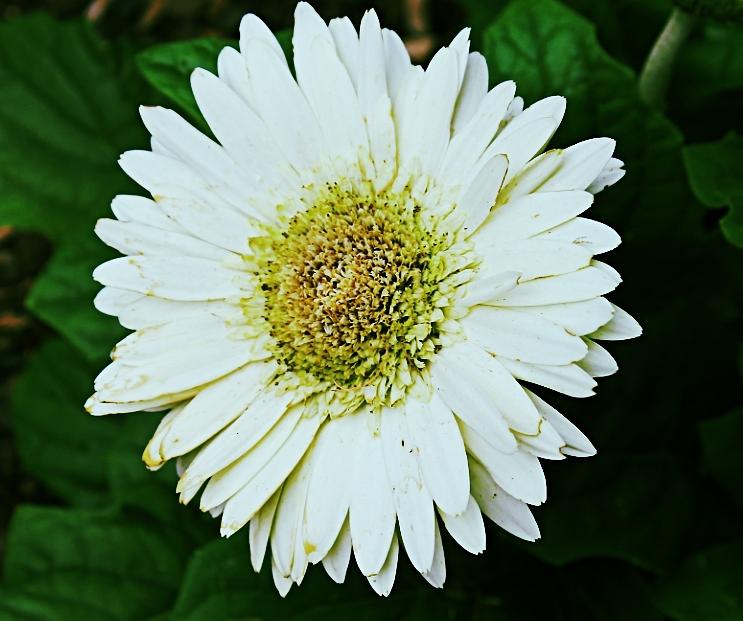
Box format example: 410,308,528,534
87,2,640,596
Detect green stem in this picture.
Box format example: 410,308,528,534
638,7,696,109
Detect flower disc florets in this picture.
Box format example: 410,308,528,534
254,183,457,407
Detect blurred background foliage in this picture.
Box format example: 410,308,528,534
0,0,742,619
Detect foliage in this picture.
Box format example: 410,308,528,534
1,0,742,619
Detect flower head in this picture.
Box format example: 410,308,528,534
88,2,640,596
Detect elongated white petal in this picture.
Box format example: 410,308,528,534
464,307,588,366
350,412,396,576
476,190,593,244
527,390,596,457
199,403,303,511
438,495,486,554
367,535,399,597
406,392,470,515
460,422,547,505
476,238,592,280
517,418,566,460
451,52,489,134
470,458,541,541
540,138,616,192
304,416,357,563
460,154,508,235
422,520,446,588
93,256,253,301
499,357,597,398
179,391,293,496
110,194,181,231
537,217,621,255
381,405,436,573
590,304,642,340
431,343,518,452
220,409,324,536
510,298,614,336
578,338,618,377
322,518,353,583
249,487,281,572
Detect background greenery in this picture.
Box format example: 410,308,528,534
1,0,742,618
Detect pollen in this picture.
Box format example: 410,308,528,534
255,183,455,405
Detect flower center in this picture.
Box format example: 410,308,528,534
256,184,453,404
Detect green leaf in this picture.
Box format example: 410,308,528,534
0,505,192,621
11,338,156,506
0,15,147,360
136,30,292,131
528,454,692,573
683,132,743,248
699,407,743,508
654,541,743,620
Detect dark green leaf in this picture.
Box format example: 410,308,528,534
0,15,147,360
699,407,743,508
654,541,743,620
683,132,743,247
0,505,191,621
528,454,692,573
11,338,156,506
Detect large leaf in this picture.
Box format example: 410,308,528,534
11,338,153,506
0,15,146,360
527,454,692,573
698,407,743,508
654,541,743,620
683,132,743,248
0,505,192,621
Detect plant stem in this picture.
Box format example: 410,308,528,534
638,7,696,109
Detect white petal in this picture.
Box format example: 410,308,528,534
93,286,141,317
517,419,566,460
590,304,642,340
540,138,616,192
142,404,185,470
527,390,596,457
367,534,399,597
476,238,592,280
460,153,508,236
464,307,588,366
161,360,277,460
272,558,293,597
470,458,540,541
406,392,470,515
242,39,324,172
304,416,357,563
476,190,593,244
249,487,281,571
509,298,614,336
578,338,618,377
116,297,243,331
500,150,563,202
451,52,489,135
438,495,486,554
329,17,360,87
460,270,519,308
220,409,325,536
93,256,253,301
491,266,618,307
431,343,518,453
422,520,446,588
537,217,621,255
199,402,303,510
460,423,546,505
435,340,540,435
322,518,353,584
110,194,181,231
588,157,625,193
95,218,234,262
217,46,252,105
178,391,293,496
240,12,287,65
498,357,597,398
444,80,515,184
381,405,436,574
350,412,396,576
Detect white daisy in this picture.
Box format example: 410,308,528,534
88,3,641,596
